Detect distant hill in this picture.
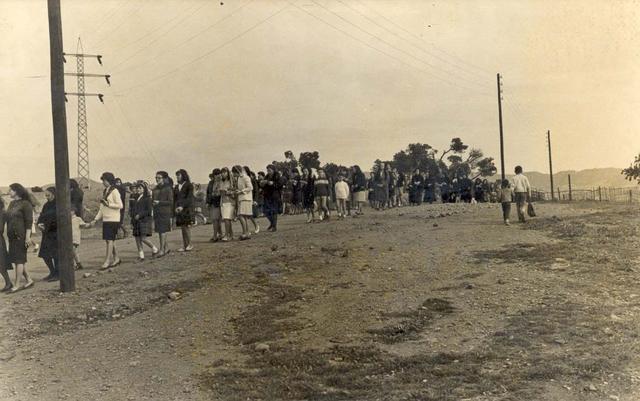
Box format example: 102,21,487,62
508,168,635,190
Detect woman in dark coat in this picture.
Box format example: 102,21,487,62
409,169,424,206
153,171,173,256
174,169,195,251
351,165,367,215
301,168,315,223
69,179,84,219
5,183,34,292
0,198,13,291
38,187,59,281
131,182,158,261
260,165,284,232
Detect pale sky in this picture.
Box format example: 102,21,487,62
1,0,639,186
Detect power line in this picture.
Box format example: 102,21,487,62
112,96,162,170
115,2,204,54
308,0,492,96
88,0,135,48
92,1,147,48
338,0,492,89
357,0,494,76
114,3,289,95
113,0,253,75
290,1,491,97
88,0,128,40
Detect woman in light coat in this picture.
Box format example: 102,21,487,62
233,165,253,240
89,172,124,269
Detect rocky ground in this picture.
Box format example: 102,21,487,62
0,201,639,401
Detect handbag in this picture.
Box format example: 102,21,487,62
527,202,536,217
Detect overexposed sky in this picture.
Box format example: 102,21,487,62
1,0,639,185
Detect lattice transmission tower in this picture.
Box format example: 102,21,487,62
76,38,89,189
63,38,109,190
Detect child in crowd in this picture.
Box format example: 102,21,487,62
499,179,514,226
70,209,89,269
334,175,349,219
314,169,331,221
130,182,159,261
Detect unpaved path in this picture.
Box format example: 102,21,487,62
1,202,639,401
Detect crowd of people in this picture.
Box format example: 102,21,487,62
0,160,532,293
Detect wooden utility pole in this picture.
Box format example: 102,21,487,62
497,73,506,181
547,130,555,201
568,174,572,201
48,0,75,292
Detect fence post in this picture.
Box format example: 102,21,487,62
630,190,633,204
598,186,602,202
568,174,572,201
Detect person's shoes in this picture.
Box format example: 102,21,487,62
135,257,145,263
268,227,277,232
185,245,194,251
240,235,251,241
1,284,13,292
505,220,510,226
42,274,53,281
110,259,122,267
46,275,59,282
254,225,260,234
23,280,35,289
177,248,185,252
75,263,84,270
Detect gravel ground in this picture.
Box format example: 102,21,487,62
1,201,639,401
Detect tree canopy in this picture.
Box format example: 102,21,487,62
622,154,640,182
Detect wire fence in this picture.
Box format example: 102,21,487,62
532,186,640,203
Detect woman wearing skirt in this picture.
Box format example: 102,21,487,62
0,197,13,291
174,169,195,252
90,172,124,269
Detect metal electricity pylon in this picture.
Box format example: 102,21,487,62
63,37,109,189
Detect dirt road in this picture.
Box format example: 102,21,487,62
1,201,639,401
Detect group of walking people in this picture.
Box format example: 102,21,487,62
0,159,533,292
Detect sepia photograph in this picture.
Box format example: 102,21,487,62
1,0,640,400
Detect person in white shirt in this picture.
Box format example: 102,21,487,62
90,172,124,269
334,175,350,219
511,166,531,223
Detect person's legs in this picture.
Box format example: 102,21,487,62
239,216,249,237
42,258,55,279
0,263,12,289
161,233,169,253
141,238,158,253
181,226,192,249
102,241,112,267
502,202,511,225
13,263,23,288
223,220,233,240
321,197,329,219
515,193,526,222
249,217,259,233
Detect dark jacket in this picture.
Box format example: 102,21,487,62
70,187,84,218
152,184,174,221
37,200,57,259
352,172,367,192
130,194,152,223
6,199,33,241
206,180,221,208
261,172,284,203
174,182,195,211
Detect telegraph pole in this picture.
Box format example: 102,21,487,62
47,0,75,292
547,130,555,201
497,73,505,181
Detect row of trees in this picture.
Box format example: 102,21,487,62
273,138,497,182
